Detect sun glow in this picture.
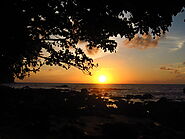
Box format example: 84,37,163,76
98,75,107,83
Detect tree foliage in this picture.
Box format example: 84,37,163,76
1,0,185,82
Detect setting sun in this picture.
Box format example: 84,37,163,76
98,75,107,83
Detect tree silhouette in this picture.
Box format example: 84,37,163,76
1,0,185,83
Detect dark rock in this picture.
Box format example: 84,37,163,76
102,123,138,139
158,97,168,103
56,85,69,88
22,86,31,89
142,93,153,99
81,88,88,94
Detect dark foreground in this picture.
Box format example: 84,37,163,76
0,86,185,139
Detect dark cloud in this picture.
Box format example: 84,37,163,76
123,34,160,50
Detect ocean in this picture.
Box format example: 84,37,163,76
6,83,185,102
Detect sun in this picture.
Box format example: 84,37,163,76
98,75,107,83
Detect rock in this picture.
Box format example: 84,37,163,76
158,97,168,103
102,123,138,139
142,93,153,99
55,85,69,88
81,88,88,94
22,86,31,89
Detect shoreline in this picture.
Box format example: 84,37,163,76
3,83,185,102
0,86,185,138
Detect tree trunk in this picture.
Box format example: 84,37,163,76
0,65,15,84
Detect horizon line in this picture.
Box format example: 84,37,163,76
13,82,185,85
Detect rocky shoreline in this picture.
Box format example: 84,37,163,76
0,86,185,139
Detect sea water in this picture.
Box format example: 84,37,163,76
7,83,185,101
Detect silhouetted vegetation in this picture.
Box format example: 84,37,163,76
1,0,185,83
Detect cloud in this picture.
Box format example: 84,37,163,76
76,40,109,59
160,66,180,74
160,66,176,71
164,35,185,52
170,40,185,51
77,40,100,55
123,34,160,50
77,40,87,45
160,62,185,75
85,45,100,55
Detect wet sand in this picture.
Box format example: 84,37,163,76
0,86,185,139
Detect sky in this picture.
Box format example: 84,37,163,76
16,10,185,84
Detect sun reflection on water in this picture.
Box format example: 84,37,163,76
106,103,118,109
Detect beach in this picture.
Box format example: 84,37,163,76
0,85,185,139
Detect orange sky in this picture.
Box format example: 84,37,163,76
16,11,185,84
16,49,185,84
